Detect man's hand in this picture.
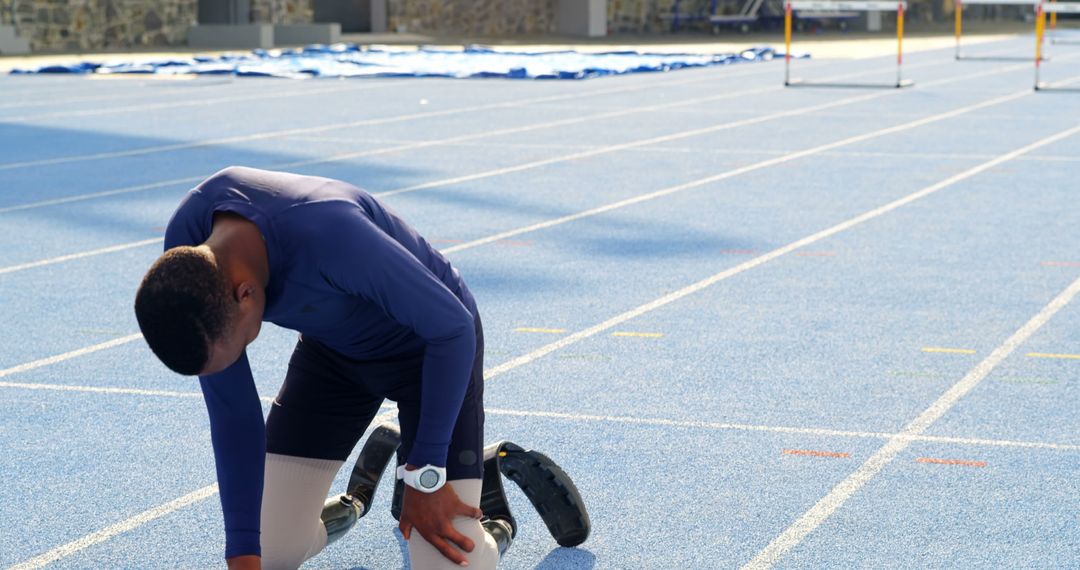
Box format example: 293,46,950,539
226,555,260,570
398,469,484,566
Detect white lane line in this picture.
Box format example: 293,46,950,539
0,80,396,121
0,61,741,111
0,78,794,214
378,60,1063,199
0,90,186,111
441,87,1043,255
1,376,1076,452
0,380,407,409
0,79,249,111
7,484,222,570
0,65,1050,274
742,272,1080,566
0,61,894,216
287,135,1080,165
0,380,275,403
483,408,1080,452
0,176,203,215
0,57,993,222
910,432,1080,451
0,334,144,379
0,55,1038,221
0,76,233,98
0,381,204,399
0,91,773,216
0,64,781,172
5,406,400,569
2,65,1071,568
484,118,1080,385
0,238,163,275
374,92,887,199
6,124,1077,563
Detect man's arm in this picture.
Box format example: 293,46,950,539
316,205,476,469
199,352,266,561
164,191,266,562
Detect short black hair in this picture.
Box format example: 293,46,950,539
134,247,235,375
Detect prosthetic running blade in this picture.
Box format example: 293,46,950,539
485,441,591,548
390,439,590,549
480,444,517,538
347,422,401,517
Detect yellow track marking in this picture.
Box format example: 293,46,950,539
1026,352,1080,360
514,327,567,334
921,347,976,354
916,457,987,468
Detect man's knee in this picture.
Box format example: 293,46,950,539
261,541,314,570
406,479,500,570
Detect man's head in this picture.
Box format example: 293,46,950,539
134,246,264,376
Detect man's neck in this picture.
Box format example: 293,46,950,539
205,213,270,287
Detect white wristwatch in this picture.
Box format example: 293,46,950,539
397,464,447,493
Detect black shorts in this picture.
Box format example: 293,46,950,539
265,316,485,480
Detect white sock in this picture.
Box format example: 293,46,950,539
260,453,344,570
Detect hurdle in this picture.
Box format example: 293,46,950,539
784,1,913,88
1048,0,1080,44
955,0,1042,60
1036,0,1080,89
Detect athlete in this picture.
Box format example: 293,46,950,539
134,166,587,570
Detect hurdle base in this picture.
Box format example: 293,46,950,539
957,54,1047,62
785,78,914,89
1035,81,1080,92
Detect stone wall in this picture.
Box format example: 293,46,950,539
2,0,198,51
0,0,998,52
384,0,741,36
0,0,316,52
386,0,557,35
609,0,684,34
608,0,964,33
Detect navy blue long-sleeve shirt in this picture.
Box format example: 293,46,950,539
163,166,478,558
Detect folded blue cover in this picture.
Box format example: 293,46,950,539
11,44,781,79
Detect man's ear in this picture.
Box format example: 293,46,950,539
236,281,256,303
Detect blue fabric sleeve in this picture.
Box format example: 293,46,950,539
316,205,476,468
199,352,266,559
164,191,265,559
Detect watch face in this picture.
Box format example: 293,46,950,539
419,469,441,489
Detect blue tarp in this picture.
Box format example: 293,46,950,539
10,44,780,80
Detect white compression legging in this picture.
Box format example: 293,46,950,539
260,453,499,570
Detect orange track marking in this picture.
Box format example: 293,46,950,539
1041,261,1080,267
783,449,851,458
